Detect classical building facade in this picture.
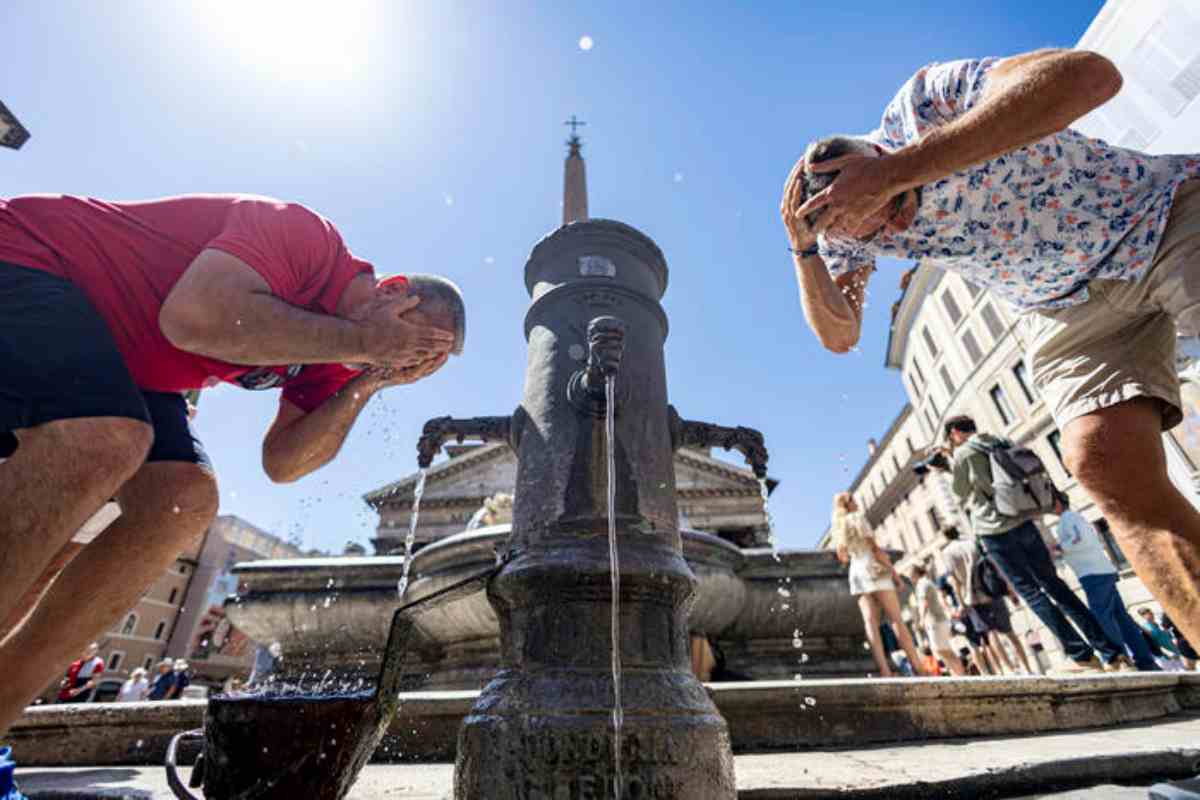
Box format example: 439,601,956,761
819,0,1200,670
366,443,774,553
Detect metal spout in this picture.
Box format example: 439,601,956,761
568,315,626,415
668,406,770,479
416,414,516,469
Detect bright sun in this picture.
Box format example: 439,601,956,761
209,0,374,81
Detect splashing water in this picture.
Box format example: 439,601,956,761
605,376,624,800
396,469,428,600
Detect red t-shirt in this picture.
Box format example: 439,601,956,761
0,194,373,411
57,656,105,700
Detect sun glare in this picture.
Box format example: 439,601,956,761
209,0,375,81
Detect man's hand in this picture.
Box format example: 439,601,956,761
780,157,820,252
362,353,449,388
356,294,456,369
794,153,906,238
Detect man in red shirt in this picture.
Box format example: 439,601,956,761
55,643,105,704
0,194,462,732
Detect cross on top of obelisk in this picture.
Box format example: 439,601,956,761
564,115,586,155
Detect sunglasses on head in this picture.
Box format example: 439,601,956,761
235,364,304,391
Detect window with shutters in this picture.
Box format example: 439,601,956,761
939,364,956,396
981,303,1005,340
922,325,939,358
990,384,1014,426
941,290,963,325
962,329,984,365
1013,361,1037,404
1126,13,1200,117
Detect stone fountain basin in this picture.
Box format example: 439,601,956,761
227,526,872,688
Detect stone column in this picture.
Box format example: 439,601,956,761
452,220,736,799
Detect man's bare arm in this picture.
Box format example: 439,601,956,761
886,49,1123,193
160,249,454,367
261,358,447,483
796,50,1123,233
796,257,869,353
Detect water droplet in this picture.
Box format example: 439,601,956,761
804,696,817,707
673,171,685,184
578,35,594,51
172,506,180,514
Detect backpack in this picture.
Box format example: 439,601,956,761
971,538,1009,600
977,440,1060,517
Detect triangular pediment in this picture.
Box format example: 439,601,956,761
364,443,765,509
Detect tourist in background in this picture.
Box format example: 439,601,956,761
940,526,1024,675
1161,616,1197,671
146,659,176,701
116,668,149,703
1139,609,1187,671
168,660,191,700
1052,496,1159,671
944,417,1125,673
55,643,104,704
910,562,965,676
830,493,928,677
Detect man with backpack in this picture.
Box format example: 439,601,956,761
945,415,1127,673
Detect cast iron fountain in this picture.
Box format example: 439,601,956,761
414,214,769,798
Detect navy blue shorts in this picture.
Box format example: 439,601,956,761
0,262,209,467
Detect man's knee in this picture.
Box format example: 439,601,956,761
124,462,218,535
1063,400,1169,503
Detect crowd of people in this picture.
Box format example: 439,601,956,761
830,413,1200,677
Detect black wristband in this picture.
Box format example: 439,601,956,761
790,244,820,259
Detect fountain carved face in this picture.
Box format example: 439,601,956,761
587,316,627,378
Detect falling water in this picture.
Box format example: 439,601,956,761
396,469,428,600
758,478,781,562
605,376,624,800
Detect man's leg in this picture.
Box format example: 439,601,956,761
982,529,1095,663
0,541,84,635
1064,398,1200,650
1014,523,1123,663
0,418,151,626
0,460,217,733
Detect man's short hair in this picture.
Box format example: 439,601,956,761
800,136,878,222
942,525,961,541
406,273,465,356
944,415,977,440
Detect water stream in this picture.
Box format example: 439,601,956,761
758,477,781,562
605,376,624,800
396,469,428,600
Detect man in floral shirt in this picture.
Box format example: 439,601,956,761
781,49,1200,648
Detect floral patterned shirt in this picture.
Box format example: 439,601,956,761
819,57,1200,310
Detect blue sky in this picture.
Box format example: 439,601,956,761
2,0,1103,553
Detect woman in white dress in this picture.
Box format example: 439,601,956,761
116,667,149,702
832,492,927,677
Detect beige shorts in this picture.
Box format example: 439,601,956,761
1024,179,1200,432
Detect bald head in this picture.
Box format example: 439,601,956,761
403,274,465,356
